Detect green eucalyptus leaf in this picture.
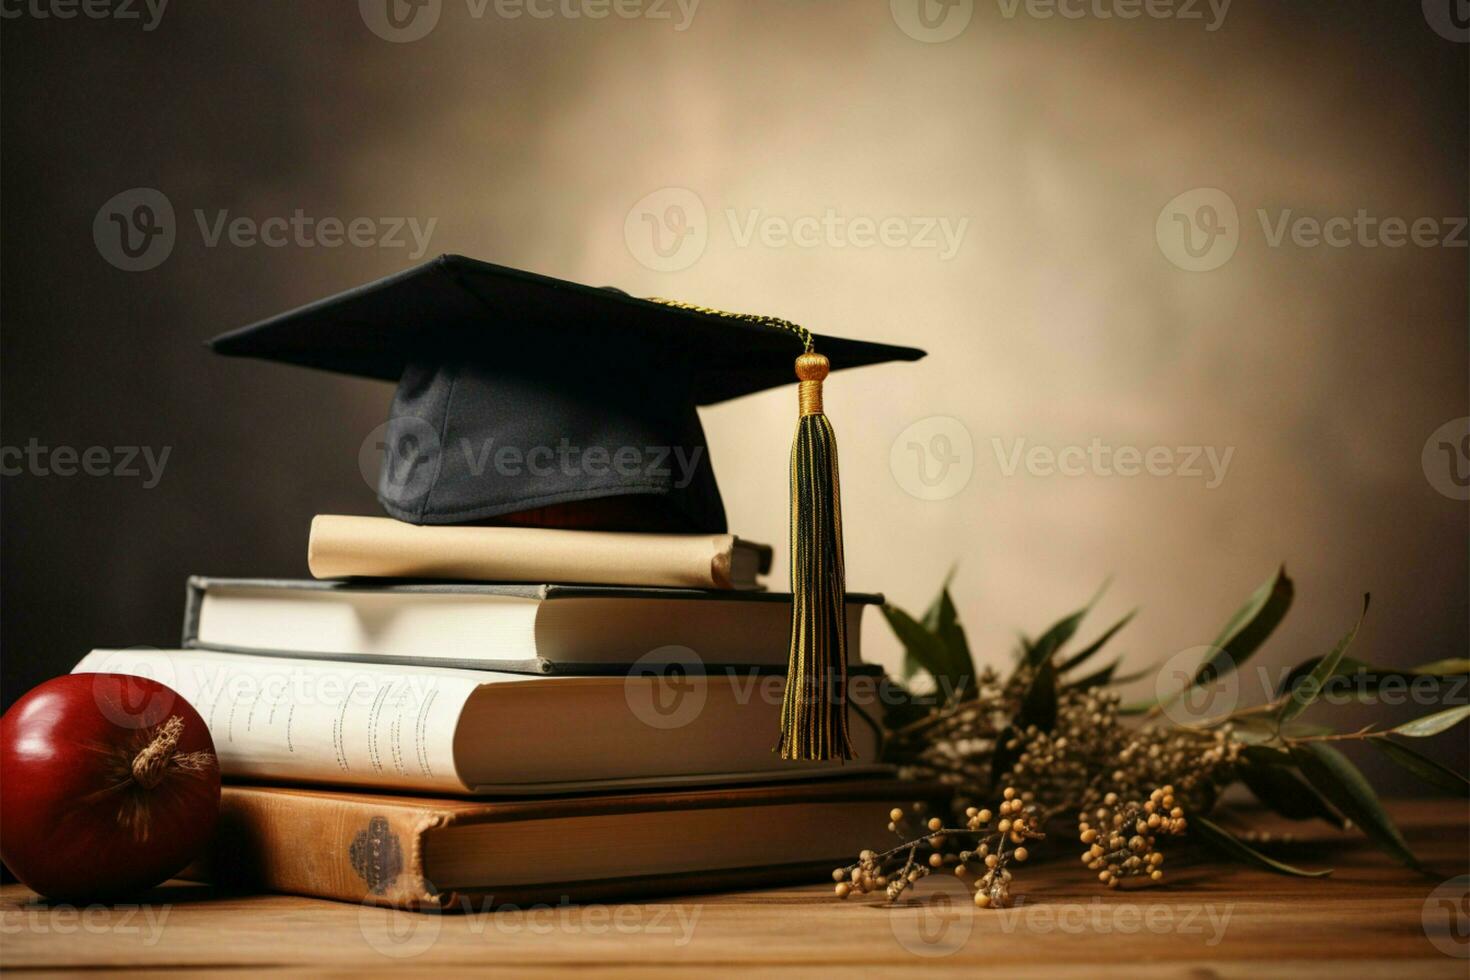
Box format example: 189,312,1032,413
1058,609,1138,674
1277,655,1468,703
1026,608,1088,668
1101,661,1160,687
1196,565,1295,684
1390,704,1470,738
1065,657,1121,691
1017,659,1059,731
1369,738,1470,796
881,604,950,692
1239,744,1293,766
1238,762,1347,828
1191,815,1333,878
989,724,1022,794
1289,742,1424,872
1278,595,1369,725
1412,658,1470,675
929,587,977,698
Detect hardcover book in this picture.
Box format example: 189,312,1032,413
74,648,888,795
195,778,942,910
182,577,879,675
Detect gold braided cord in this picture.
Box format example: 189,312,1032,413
645,298,814,353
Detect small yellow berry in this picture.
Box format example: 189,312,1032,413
974,892,991,908
1013,847,1029,862
977,809,993,824
928,853,944,868
985,855,999,869
1151,869,1163,881
835,883,851,899
1003,787,1016,801
890,808,904,823
997,819,1011,833
1080,828,1098,844
927,817,943,832
831,868,846,882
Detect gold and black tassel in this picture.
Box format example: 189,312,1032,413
780,350,853,761
647,298,852,761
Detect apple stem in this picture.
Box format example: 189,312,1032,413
131,715,185,789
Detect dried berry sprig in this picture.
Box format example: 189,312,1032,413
829,787,1045,908
1078,786,1187,888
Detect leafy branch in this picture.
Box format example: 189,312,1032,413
873,565,1469,892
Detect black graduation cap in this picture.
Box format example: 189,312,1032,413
210,254,925,763
209,254,925,534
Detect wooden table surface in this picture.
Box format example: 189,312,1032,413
1,799,1465,977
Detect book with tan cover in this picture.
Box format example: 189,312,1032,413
307,514,774,589
195,778,944,910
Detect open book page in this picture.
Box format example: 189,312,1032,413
74,648,493,793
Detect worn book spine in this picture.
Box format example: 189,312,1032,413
201,786,451,908
194,783,947,911
307,514,769,589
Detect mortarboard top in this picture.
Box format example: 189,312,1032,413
210,254,926,534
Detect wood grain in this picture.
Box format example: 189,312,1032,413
0,800,1465,977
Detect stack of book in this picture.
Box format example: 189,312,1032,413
78,256,932,909
77,516,918,910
